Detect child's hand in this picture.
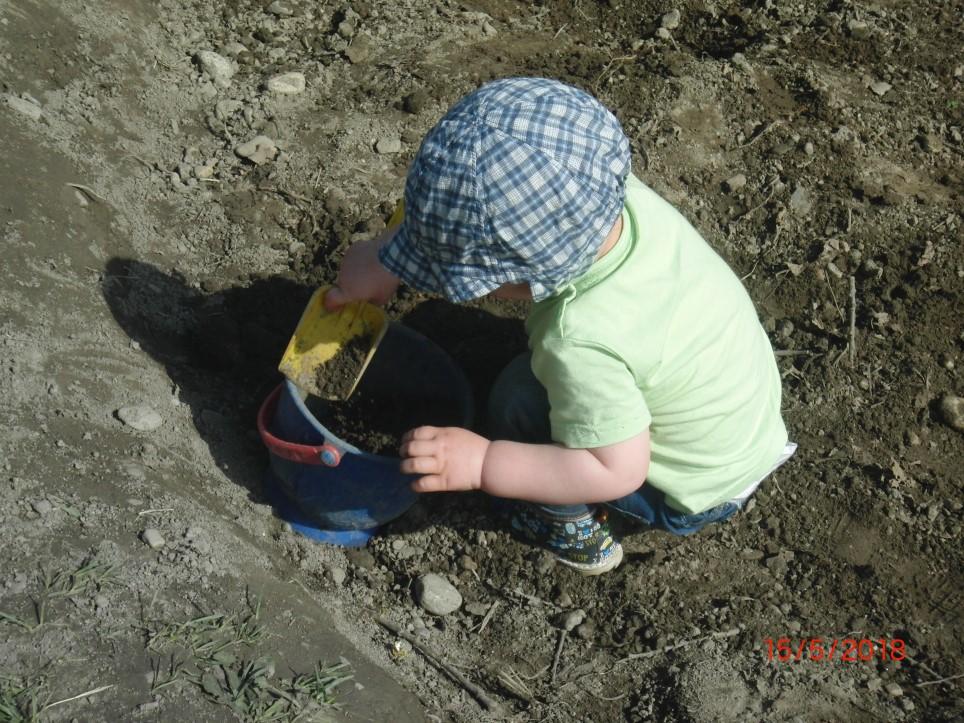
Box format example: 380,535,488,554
399,426,491,493
325,237,400,310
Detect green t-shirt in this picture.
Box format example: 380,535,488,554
526,174,788,514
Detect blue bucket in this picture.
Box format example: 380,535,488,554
258,322,473,546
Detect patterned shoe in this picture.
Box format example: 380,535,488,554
510,505,623,575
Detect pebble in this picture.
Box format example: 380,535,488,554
847,19,871,38
464,601,489,617
884,682,903,698
266,1,293,16
661,9,681,29
789,185,813,216
414,573,462,615
655,27,672,40
32,499,53,516
3,94,42,121
215,99,243,120
328,566,347,586
265,71,306,95
870,81,892,97
235,135,278,165
866,676,883,692
724,174,747,193
117,405,163,432
345,35,372,64
375,136,401,154
938,394,964,432
556,609,586,632
142,528,165,549
575,621,595,640
804,141,815,155
194,50,235,87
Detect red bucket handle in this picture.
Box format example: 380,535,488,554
257,384,341,467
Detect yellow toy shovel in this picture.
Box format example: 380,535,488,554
278,285,388,400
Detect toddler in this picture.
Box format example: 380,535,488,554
325,77,795,575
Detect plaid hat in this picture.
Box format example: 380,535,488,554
379,77,631,302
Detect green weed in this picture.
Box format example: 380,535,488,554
0,675,48,723
0,559,116,632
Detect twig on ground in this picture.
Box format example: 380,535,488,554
376,617,501,713
739,119,784,148
553,23,568,39
916,672,964,688
66,183,108,204
615,627,742,665
137,508,174,516
774,349,817,357
848,275,857,367
551,630,568,683
257,186,312,205
593,55,637,89
43,684,114,710
733,181,778,222
474,601,499,635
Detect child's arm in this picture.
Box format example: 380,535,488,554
399,426,650,504
324,226,401,310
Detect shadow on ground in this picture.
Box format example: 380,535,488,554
100,257,529,538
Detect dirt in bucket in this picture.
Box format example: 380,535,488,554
313,333,372,400
306,389,457,457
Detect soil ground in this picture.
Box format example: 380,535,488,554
1,0,961,721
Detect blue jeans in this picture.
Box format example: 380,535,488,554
487,354,743,536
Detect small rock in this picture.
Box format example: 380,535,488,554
870,80,892,97
345,35,372,64
765,551,792,578
724,174,747,193
235,135,278,165
575,621,595,640
458,555,477,572
789,186,813,216
847,19,871,38
867,676,883,692
3,94,43,121
464,602,489,616
328,566,347,586
337,19,355,39
740,548,765,561
266,1,293,16
194,50,235,87
31,499,53,516
137,701,160,714
555,609,586,632
265,71,306,95
414,573,462,615
655,27,672,40
116,405,163,432
884,682,903,698
899,698,915,712
346,548,375,569
142,528,165,549
938,394,964,432
215,99,243,120
804,141,815,155
375,136,401,154
661,9,681,29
